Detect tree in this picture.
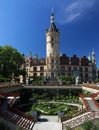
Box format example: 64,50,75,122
0,45,25,79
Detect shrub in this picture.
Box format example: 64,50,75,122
82,121,94,130
65,126,72,130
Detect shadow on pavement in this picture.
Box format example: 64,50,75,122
38,118,48,122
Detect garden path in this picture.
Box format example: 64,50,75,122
33,116,62,130
33,122,62,130
40,115,58,122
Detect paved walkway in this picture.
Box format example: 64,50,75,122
33,116,62,130
33,122,62,130
40,116,59,122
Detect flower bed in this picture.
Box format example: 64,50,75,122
26,102,79,116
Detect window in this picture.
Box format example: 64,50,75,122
52,59,54,63
79,67,82,71
67,67,71,71
61,66,65,71
34,67,37,72
40,73,44,76
51,43,54,47
85,74,88,78
61,72,65,76
40,67,44,72
85,68,88,72
34,73,37,77
73,67,77,71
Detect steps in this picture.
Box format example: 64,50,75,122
0,110,34,130
85,98,99,111
0,98,34,130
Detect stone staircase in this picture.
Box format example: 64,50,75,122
0,94,34,130
0,110,34,130
85,98,99,111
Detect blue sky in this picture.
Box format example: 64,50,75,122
0,0,99,67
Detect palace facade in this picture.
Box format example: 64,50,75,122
25,11,97,82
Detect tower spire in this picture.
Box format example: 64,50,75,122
50,8,54,23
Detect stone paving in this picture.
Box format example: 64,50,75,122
40,116,59,122
33,116,62,130
33,122,62,130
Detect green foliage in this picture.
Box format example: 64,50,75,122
82,90,93,97
65,126,72,130
0,45,25,79
57,76,75,85
26,93,80,116
32,76,44,85
74,120,99,130
94,78,99,83
74,127,83,130
27,102,78,116
82,121,95,130
0,75,11,82
66,81,71,85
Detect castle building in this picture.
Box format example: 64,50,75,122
25,11,97,82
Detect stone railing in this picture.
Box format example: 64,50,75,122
62,111,99,130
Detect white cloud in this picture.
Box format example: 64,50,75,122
66,2,79,12
58,0,97,24
66,13,80,23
